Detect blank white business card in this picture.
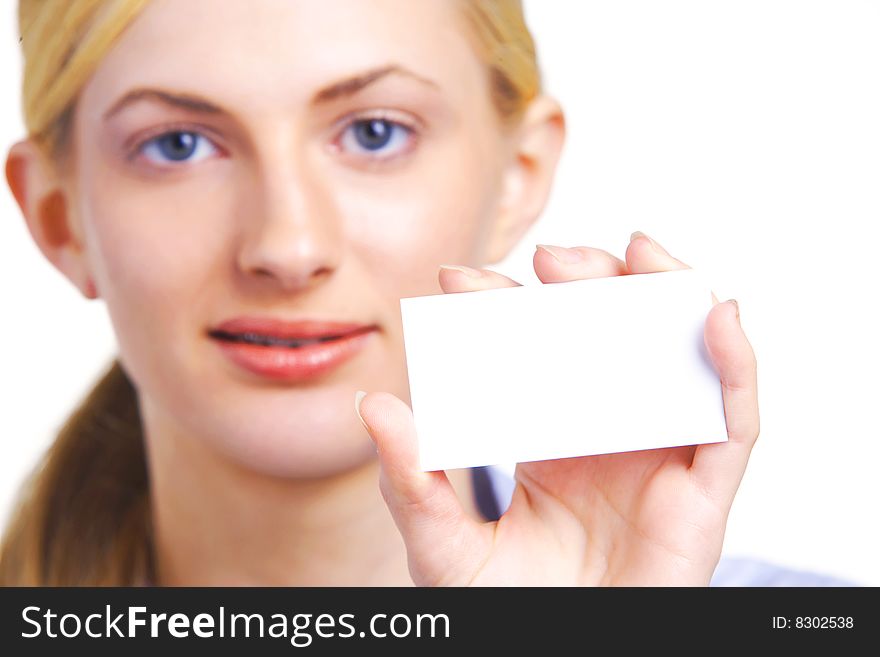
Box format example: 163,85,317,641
400,268,727,471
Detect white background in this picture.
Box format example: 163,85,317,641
1,1,878,584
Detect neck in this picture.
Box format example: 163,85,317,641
140,395,479,586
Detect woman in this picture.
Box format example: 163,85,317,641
1,0,762,586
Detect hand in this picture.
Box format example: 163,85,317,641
355,232,759,585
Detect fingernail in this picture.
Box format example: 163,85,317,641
727,299,740,323
354,390,370,432
439,264,483,278
630,231,661,253
536,244,585,264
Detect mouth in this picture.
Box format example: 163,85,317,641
208,317,376,346
206,317,378,381
207,328,371,349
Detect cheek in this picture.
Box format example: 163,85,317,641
339,142,501,298
78,163,233,378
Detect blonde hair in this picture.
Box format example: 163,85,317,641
1,0,543,585
18,0,153,163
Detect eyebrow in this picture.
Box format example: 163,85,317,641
102,64,440,120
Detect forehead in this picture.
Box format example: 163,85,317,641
81,0,486,115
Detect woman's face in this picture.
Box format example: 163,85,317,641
69,0,514,476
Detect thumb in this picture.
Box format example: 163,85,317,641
354,390,492,586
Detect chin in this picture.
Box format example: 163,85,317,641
137,343,406,479
191,390,382,479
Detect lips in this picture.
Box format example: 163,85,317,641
210,317,373,344
208,317,377,381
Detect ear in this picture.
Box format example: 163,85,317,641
484,95,566,265
5,139,97,299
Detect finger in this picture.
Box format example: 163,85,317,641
354,390,492,585
625,231,691,274
438,264,521,294
533,244,629,283
688,300,760,507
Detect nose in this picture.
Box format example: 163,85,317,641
236,154,342,292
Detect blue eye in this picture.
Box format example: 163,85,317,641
340,118,412,158
140,130,217,164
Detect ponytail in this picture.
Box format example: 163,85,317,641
0,360,153,585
